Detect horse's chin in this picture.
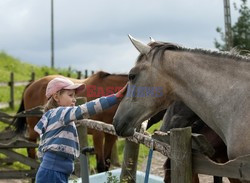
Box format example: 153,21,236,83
113,117,136,137
117,128,135,137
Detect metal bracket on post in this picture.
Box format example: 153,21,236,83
80,147,95,183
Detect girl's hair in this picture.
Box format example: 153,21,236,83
44,89,66,112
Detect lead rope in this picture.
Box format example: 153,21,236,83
144,139,154,183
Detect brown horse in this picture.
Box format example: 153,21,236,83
13,71,128,172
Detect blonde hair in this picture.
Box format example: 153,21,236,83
44,89,66,112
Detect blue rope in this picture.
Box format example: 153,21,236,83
144,140,154,183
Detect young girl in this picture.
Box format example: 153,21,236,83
34,77,127,183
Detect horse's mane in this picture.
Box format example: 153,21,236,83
147,41,250,63
93,71,128,79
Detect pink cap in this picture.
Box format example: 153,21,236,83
46,77,86,99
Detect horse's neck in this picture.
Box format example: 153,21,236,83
162,51,250,144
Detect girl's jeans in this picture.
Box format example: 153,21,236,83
36,166,69,183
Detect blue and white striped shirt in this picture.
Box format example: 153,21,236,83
34,95,118,160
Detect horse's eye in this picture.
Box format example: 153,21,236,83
128,73,136,81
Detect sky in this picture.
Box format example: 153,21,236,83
0,0,249,74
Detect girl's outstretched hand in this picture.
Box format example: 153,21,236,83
115,83,128,101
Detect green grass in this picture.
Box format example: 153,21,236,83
0,51,79,104
0,122,8,131
11,149,30,170
0,51,78,82
0,86,25,103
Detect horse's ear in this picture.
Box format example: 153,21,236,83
128,35,151,55
149,37,155,42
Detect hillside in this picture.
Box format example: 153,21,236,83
0,51,79,106
0,51,77,82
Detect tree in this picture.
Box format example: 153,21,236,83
215,0,250,54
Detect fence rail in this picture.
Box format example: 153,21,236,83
0,70,94,109
0,81,30,87
78,119,170,156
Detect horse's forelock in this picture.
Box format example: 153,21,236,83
151,42,181,59
136,42,181,65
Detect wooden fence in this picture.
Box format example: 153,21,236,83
1,108,250,182
78,119,250,183
0,70,94,109
0,107,43,179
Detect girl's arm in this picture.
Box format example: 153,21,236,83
62,83,128,125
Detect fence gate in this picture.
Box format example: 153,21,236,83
0,108,41,179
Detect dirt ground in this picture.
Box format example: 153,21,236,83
0,180,29,183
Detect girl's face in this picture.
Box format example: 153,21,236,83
53,89,77,107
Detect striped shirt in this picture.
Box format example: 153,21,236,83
34,94,118,160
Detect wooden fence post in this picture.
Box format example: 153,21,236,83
74,124,88,177
170,127,192,183
120,140,139,183
9,72,14,109
74,97,88,177
120,123,147,183
85,70,88,79
77,71,81,79
30,72,35,81
111,142,120,167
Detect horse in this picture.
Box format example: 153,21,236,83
160,101,240,183
113,36,250,182
146,109,166,129
13,71,128,172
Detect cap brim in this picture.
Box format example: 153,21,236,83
76,84,86,94
64,83,86,93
